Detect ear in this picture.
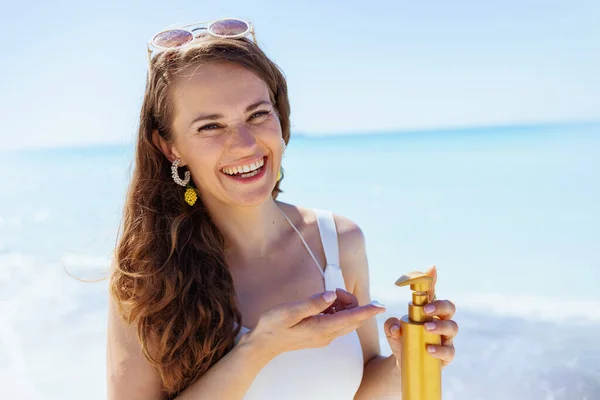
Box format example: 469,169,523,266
152,129,183,165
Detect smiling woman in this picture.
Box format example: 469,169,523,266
106,17,457,400
151,60,285,208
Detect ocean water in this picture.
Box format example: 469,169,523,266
1,122,599,399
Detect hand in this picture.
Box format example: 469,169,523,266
245,288,386,361
384,265,458,369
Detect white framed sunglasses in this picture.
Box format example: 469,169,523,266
147,18,257,65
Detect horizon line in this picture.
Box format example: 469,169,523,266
7,118,600,154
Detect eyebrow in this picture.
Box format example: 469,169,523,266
188,100,273,127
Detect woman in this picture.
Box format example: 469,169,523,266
107,18,458,400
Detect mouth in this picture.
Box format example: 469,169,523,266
219,156,268,183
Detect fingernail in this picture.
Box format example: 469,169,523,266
424,304,435,314
425,322,436,331
391,325,400,334
323,291,337,302
427,345,436,353
370,300,386,309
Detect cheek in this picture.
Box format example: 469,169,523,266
181,142,221,179
261,118,283,147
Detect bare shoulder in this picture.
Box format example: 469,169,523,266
331,213,366,253
277,201,365,245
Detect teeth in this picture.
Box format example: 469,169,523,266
240,169,260,178
222,157,264,175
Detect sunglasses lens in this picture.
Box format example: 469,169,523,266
153,29,194,48
209,19,249,36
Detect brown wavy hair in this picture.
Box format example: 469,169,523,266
109,34,290,398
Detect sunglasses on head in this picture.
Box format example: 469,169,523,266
147,18,257,65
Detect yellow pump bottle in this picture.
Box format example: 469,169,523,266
395,271,442,400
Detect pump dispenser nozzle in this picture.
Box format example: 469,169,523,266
395,271,442,400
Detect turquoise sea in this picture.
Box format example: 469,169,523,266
1,122,599,399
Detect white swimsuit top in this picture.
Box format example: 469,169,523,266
234,208,364,399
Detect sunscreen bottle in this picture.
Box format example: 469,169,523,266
395,271,442,400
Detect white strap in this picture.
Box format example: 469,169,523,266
314,209,339,267
278,206,325,277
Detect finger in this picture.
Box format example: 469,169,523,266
283,291,338,322
334,288,359,310
425,265,437,284
322,305,336,315
428,285,435,303
425,265,437,302
312,302,386,332
384,317,402,340
424,319,459,340
383,318,404,362
323,288,359,314
426,343,455,365
442,336,454,348
332,304,388,337
423,299,456,320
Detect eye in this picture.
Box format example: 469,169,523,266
196,110,272,132
250,110,271,119
197,123,221,132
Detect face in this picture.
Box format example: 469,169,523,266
162,61,284,207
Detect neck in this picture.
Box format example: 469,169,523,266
203,197,290,262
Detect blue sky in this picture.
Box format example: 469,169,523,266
1,0,599,150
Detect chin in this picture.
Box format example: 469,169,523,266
225,182,276,207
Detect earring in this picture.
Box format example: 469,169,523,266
184,184,197,206
171,159,190,186
278,137,286,182
281,137,287,153
171,159,197,206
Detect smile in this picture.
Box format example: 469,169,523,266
221,156,265,176
220,156,269,182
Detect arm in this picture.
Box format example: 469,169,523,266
333,214,402,399
107,290,272,400
355,355,401,400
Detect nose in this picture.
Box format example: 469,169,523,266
228,124,258,153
